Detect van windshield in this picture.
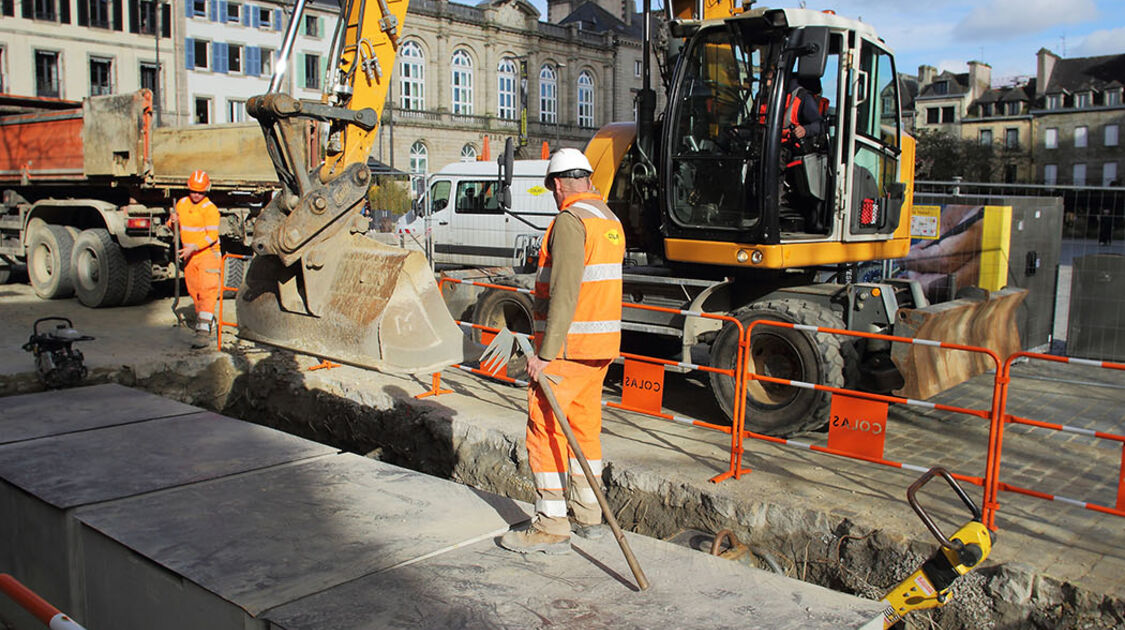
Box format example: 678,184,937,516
455,180,502,214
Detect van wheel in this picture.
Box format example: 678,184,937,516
72,229,129,308
708,298,846,437
473,287,534,378
27,221,76,299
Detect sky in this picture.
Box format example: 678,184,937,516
517,0,1125,87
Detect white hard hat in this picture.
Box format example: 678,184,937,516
545,148,594,187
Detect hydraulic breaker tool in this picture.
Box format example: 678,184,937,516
880,467,993,628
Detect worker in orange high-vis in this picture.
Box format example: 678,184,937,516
499,148,626,555
171,170,222,349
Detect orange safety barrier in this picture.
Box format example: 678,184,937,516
719,319,1003,526
0,573,87,629
215,253,248,350
416,278,749,484
987,351,1125,529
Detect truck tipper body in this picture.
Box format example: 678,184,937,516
0,89,293,307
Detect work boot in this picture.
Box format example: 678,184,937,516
190,328,210,350
498,522,571,555
573,522,609,541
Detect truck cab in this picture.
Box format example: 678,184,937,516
397,160,555,268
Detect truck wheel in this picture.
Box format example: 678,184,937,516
708,298,846,437
222,256,246,298
121,248,153,306
27,222,76,299
473,287,534,378
72,228,129,307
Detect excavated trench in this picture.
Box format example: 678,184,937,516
26,349,1125,630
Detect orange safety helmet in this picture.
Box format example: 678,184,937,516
187,169,211,192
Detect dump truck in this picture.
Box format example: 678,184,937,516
0,90,290,307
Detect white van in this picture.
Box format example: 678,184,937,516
396,160,556,268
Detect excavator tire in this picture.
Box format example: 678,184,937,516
708,298,846,437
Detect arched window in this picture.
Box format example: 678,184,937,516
398,41,425,111
461,143,477,160
577,70,594,127
451,49,474,115
409,141,428,174
497,58,517,120
539,64,557,124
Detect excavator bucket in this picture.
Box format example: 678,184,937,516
891,287,1027,400
236,233,465,374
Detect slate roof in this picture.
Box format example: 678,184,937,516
916,71,970,99
557,1,643,38
1043,54,1125,94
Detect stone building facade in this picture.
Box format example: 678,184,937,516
374,0,648,174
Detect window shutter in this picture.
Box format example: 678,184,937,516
250,5,258,27
112,0,121,29
185,38,195,69
208,0,216,21
241,3,249,25
318,16,323,38
185,0,191,17
59,0,70,23
273,8,280,30
321,55,328,88
127,0,138,32
247,47,260,77
296,53,306,89
298,13,305,35
215,42,228,73
218,0,225,22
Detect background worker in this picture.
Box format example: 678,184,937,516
499,148,626,555
171,169,222,349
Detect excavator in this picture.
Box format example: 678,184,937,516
237,0,1023,435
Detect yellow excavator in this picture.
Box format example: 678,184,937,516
237,0,1023,437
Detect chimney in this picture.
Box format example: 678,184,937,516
918,65,936,87
1037,48,1060,93
967,60,991,99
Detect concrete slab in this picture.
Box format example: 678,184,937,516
75,454,531,617
263,532,884,630
0,411,337,508
0,382,198,444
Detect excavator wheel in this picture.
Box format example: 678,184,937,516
708,298,846,437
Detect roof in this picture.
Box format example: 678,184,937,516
558,1,642,38
916,71,970,99
898,74,919,109
1044,54,1125,94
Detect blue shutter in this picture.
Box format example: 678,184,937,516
215,42,228,73
185,0,192,17
247,47,260,77
218,0,226,22
273,8,280,30
208,0,216,21
241,3,249,25
250,5,259,27
185,38,195,69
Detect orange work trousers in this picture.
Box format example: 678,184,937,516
184,248,221,331
526,358,611,534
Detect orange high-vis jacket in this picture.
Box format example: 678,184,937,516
533,193,625,360
174,196,221,253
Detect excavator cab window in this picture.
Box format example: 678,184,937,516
665,25,764,234
848,39,903,236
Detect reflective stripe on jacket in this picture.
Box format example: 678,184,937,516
533,193,625,360
175,196,221,252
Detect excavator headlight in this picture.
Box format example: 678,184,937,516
736,249,763,265
736,249,749,263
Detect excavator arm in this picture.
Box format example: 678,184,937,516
237,0,465,373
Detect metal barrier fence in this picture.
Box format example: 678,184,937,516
417,278,749,482
0,573,86,629
215,253,248,350
988,351,1125,529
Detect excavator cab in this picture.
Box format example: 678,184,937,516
607,8,914,270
